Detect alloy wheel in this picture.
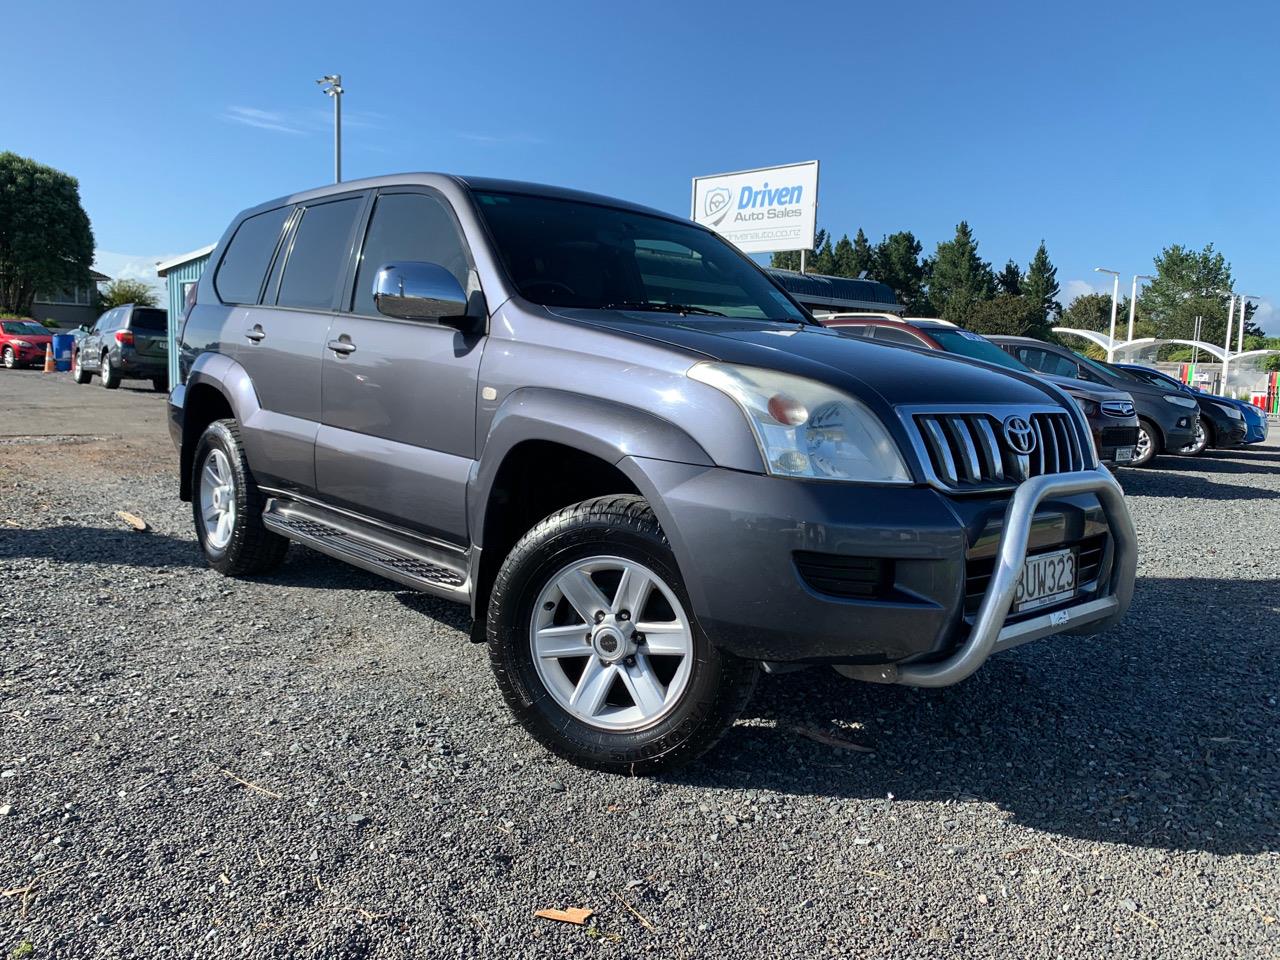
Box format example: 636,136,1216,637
198,448,237,550
2,347,13,368
529,555,693,731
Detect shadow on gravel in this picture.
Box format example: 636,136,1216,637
0,524,202,568
1117,469,1280,500
678,576,1279,857
1141,453,1280,477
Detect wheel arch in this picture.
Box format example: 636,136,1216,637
177,354,262,501
466,389,714,638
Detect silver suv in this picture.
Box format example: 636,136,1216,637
170,174,1136,772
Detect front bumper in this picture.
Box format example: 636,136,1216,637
1213,419,1248,448
624,459,1136,686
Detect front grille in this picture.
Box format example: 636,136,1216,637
912,410,1088,489
964,534,1107,617
1101,400,1135,418
794,552,892,600
1099,425,1139,449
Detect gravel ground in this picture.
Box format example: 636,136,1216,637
1,369,1277,959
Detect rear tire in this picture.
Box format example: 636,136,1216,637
1131,418,1161,467
191,419,289,576
71,349,91,384
100,352,121,389
487,494,757,774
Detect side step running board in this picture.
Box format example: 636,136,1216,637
262,497,471,602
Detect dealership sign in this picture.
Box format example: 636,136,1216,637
691,161,819,254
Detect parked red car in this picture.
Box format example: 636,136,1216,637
0,319,53,369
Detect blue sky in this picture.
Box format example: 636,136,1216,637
7,0,1279,331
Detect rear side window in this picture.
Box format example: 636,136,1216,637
215,206,291,305
129,308,167,331
276,198,363,310
1017,347,1078,379
873,326,927,346
351,192,471,316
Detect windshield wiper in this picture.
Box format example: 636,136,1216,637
603,300,727,317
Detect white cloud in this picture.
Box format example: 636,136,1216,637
1252,299,1280,335
92,251,169,303
1060,278,1107,306
223,106,307,135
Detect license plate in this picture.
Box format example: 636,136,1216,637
1014,548,1077,612
1114,446,1135,463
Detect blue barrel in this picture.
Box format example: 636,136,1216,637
52,334,74,371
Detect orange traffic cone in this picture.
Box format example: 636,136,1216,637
42,343,56,373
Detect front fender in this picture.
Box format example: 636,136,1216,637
173,353,265,499
467,387,714,547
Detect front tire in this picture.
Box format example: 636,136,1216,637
1178,419,1209,456
71,349,91,384
2,346,15,369
487,495,757,774
100,352,121,389
1131,418,1161,467
191,419,289,576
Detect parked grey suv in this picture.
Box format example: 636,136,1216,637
170,174,1137,772
72,303,169,391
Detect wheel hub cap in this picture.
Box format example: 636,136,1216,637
530,556,694,731
198,449,236,550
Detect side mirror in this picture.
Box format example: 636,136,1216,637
373,262,471,325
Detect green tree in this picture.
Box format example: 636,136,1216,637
1138,243,1239,344
98,278,158,309
771,227,830,273
873,231,927,314
928,221,995,324
809,233,836,275
996,260,1022,296
967,294,1043,337
1022,242,1061,324
0,153,95,315
832,234,856,277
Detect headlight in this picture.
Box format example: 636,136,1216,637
1071,396,1100,417
1214,403,1243,420
1163,394,1198,408
11,339,30,348
687,362,911,483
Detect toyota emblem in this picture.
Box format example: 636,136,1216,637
1002,415,1037,455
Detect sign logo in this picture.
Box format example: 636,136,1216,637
703,187,732,226
1002,415,1037,455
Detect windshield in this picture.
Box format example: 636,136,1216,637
1076,354,1139,383
2,321,48,336
931,329,1030,371
473,191,811,323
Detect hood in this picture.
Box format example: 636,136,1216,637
1040,373,1132,404
548,309,1061,410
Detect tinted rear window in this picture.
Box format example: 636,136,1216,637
276,198,362,310
129,308,167,331
215,206,291,304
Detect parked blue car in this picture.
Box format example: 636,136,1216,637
1116,363,1268,448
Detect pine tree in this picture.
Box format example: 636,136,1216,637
810,233,836,275
928,222,995,324
851,228,875,277
1022,241,1061,331
873,231,926,314
997,260,1022,296
832,234,857,277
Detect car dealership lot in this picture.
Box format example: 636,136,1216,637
1,369,1277,959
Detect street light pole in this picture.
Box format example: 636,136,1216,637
1128,274,1155,343
1095,267,1120,361
316,74,344,183
1237,294,1257,354
1221,295,1236,394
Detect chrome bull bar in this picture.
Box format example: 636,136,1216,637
841,468,1137,688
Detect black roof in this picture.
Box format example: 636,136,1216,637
767,269,901,311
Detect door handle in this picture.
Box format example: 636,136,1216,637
327,337,357,356
244,325,266,342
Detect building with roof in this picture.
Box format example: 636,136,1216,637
31,268,112,327
156,245,215,386
766,269,902,315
